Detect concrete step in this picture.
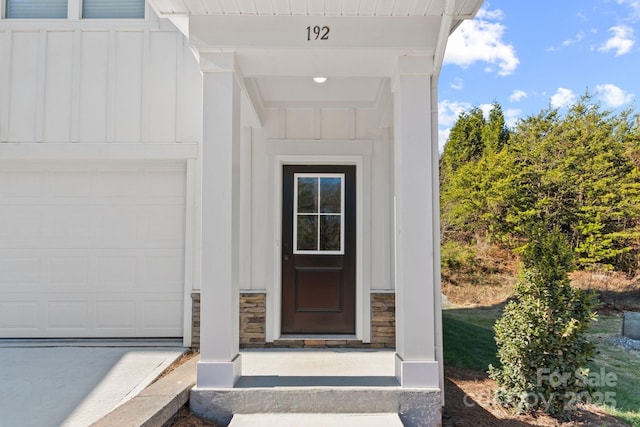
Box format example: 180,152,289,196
191,386,440,426
191,350,442,427
229,413,404,427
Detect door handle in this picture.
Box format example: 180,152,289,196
283,242,290,262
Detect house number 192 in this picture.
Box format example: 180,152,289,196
306,26,330,41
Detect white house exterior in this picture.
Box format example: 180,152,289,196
1,0,483,424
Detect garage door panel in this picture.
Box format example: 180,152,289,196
0,301,39,329
47,301,89,329
0,257,42,286
95,207,140,246
0,172,44,197
143,299,183,329
96,256,137,288
0,162,186,338
94,171,143,197
139,206,184,242
50,172,92,197
0,210,42,242
96,301,136,329
144,170,185,197
48,256,90,286
43,207,92,240
143,255,183,289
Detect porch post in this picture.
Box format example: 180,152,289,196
392,56,440,388
196,52,242,388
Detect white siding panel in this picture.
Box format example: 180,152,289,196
9,31,39,142
44,31,74,142
114,31,143,142
147,32,177,142
0,31,9,142
321,107,355,139
180,45,202,143
2,26,197,145
78,31,109,142
285,108,314,139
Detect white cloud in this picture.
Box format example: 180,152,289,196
438,100,472,128
599,25,635,56
504,108,522,128
479,103,494,119
563,32,586,47
450,77,464,90
444,7,519,76
437,100,473,152
617,0,640,22
510,90,527,103
438,128,452,152
595,84,634,107
548,32,586,51
550,88,577,109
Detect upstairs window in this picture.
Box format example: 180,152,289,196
6,0,68,19
82,0,145,19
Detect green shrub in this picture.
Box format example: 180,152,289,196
441,240,477,277
489,228,598,419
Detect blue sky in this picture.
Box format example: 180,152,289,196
438,0,640,149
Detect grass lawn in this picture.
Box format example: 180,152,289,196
586,315,640,427
443,308,640,426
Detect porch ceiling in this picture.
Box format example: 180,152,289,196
249,76,386,108
148,0,485,124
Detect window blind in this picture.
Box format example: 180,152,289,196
6,0,68,19
82,0,145,19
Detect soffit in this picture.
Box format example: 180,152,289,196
149,0,483,34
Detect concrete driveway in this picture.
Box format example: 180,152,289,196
0,342,185,427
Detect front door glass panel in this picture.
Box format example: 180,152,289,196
294,174,344,254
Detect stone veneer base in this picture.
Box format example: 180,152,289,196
191,292,396,350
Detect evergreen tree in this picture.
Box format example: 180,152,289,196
440,107,486,178
489,228,598,418
482,101,510,154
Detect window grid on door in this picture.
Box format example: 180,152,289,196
293,173,345,255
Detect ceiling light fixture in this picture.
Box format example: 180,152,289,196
313,76,328,84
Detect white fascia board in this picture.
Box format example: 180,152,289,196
189,15,440,51
0,142,199,160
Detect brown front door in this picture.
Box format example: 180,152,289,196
281,165,356,334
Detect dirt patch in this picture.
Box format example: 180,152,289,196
571,271,640,314
443,366,629,426
155,349,199,381
168,406,219,427
442,243,519,307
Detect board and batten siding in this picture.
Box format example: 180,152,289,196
0,12,201,339
0,13,202,144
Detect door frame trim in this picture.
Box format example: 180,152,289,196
267,139,372,343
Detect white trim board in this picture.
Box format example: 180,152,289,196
0,142,198,160
266,139,372,343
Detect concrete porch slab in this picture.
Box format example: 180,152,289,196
228,413,404,426
191,349,442,427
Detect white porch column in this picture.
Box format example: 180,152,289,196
392,56,440,388
196,52,242,388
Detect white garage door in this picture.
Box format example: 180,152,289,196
0,161,185,338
